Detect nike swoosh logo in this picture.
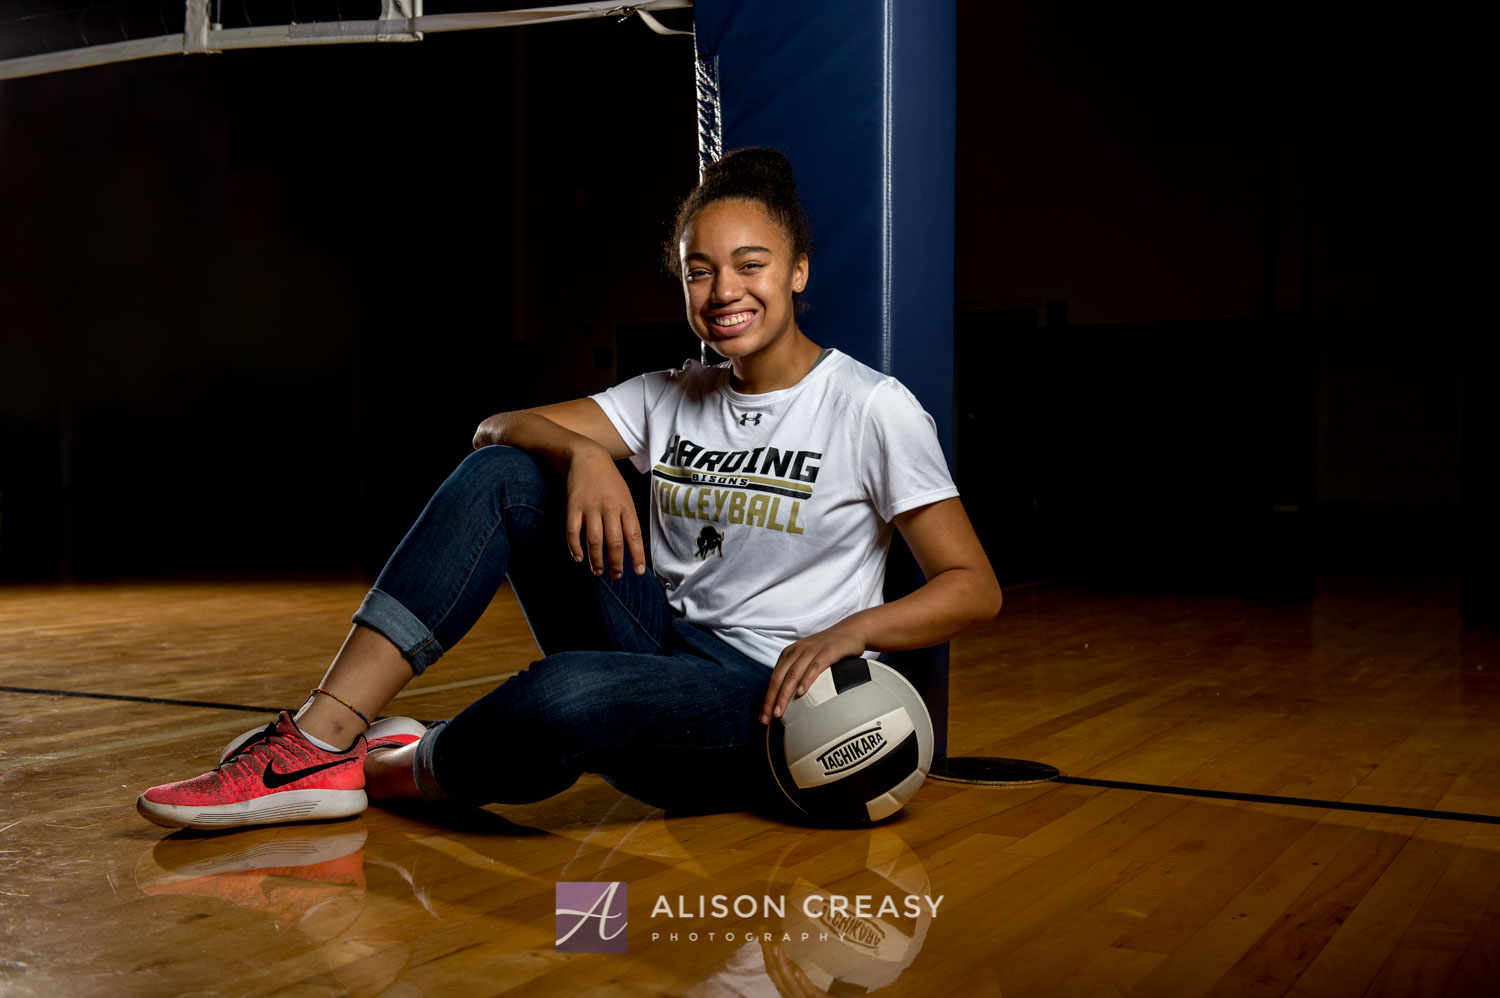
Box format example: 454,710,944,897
262,758,353,790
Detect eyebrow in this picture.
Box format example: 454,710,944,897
684,245,774,263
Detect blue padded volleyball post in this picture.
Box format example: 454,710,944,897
693,0,957,763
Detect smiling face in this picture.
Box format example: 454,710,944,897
679,198,809,364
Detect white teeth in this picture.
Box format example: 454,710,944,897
712,313,752,327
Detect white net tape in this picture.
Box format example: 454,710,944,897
0,0,691,80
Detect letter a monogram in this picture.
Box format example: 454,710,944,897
555,881,629,953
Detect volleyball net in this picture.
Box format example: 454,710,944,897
0,0,691,80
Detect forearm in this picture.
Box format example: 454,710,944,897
846,566,1002,653
759,564,1000,723
472,410,607,471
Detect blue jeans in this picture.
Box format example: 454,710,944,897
351,446,779,814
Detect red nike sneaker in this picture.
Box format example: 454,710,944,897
137,711,366,830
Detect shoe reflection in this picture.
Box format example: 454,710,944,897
135,824,369,915
134,823,413,997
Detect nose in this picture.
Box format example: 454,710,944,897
710,269,743,304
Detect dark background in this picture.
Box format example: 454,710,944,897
0,4,1489,617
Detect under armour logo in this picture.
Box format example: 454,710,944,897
738,413,763,426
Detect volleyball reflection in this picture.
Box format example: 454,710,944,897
687,825,934,997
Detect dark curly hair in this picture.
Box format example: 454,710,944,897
664,148,814,293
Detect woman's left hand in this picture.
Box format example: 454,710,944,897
761,618,867,724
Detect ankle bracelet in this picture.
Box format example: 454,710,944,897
310,688,370,727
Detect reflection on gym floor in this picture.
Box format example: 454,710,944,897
5,580,1498,996
130,803,942,997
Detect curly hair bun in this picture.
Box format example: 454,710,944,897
704,147,797,189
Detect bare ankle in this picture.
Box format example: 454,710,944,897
294,699,368,751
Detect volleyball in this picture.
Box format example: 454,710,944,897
766,657,935,824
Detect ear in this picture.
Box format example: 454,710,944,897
792,254,809,293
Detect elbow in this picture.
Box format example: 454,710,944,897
970,569,1002,626
940,567,1003,635
950,569,1003,634
472,416,494,450
473,412,513,450
982,576,1003,623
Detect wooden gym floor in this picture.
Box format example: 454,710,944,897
1,574,1497,996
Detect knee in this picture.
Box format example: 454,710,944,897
438,655,608,753
462,444,542,479
514,653,626,737
455,445,549,502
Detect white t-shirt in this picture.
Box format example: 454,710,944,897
591,349,958,667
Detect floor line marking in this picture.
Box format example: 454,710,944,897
1056,775,1500,825
0,685,277,713
0,673,517,769
17,684,1488,825
0,671,516,713
0,715,277,769
393,672,516,698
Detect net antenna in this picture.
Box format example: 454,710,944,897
0,1,692,81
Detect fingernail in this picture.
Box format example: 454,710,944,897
796,686,804,695
760,713,768,724
773,705,782,717
636,564,645,575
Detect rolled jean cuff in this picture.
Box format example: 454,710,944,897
413,721,454,802
351,587,444,675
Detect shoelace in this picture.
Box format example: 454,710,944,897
220,722,280,767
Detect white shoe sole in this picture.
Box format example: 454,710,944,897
136,789,368,831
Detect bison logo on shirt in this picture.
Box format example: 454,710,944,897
695,525,724,560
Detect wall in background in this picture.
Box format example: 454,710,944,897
0,17,696,579
951,3,1482,592
0,3,1485,603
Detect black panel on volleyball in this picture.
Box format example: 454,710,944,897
830,657,873,694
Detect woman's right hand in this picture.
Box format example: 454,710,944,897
471,401,646,580
565,443,647,580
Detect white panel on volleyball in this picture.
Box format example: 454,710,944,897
799,665,841,708
865,767,926,822
786,704,918,790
